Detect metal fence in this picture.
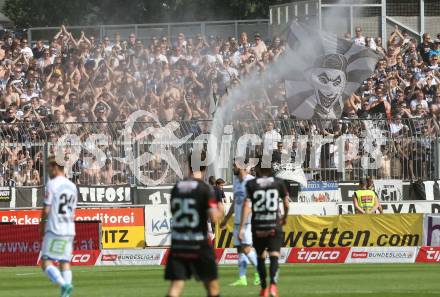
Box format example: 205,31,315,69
27,19,270,44
1,118,439,186
270,0,440,42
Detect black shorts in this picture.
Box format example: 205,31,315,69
164,248,218,282
252,230,283,255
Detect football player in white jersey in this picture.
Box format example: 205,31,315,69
220,161,259,286
40,157,78,297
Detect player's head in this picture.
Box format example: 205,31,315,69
47,156,65,178
216,178,225,189
233,156,249,175
358,178,367,189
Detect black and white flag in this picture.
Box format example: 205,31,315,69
284,22,381,119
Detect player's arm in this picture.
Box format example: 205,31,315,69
352,193,365,214
39,205,50,237
238,198,251,241
281,193,289,226
207,198,222,224
219,199,234,229
40,182,53,237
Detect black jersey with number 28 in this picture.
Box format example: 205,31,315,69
170,178,217,253
245,176,288,233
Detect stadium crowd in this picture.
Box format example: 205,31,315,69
0,24,439,186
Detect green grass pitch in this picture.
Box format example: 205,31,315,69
1,264,439,297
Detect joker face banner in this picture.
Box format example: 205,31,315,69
284,22,381,119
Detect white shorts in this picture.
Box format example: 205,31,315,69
233,224,252,246
41,232,74,262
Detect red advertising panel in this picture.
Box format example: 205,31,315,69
416,246,440,263
0,222,100,267
287,247,350,263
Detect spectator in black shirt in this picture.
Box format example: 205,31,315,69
418,33,433,64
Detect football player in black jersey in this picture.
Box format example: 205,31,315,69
165,153,223,297
239,160,289,297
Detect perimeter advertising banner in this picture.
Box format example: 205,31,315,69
423,215,440,246
0,223,100,266
0,208,145,249
298,181,341,202
0,187,11,202
75,208,145,248
374,179,403,202
216,214,423,248
144,204,172,247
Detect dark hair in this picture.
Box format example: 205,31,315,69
215,178,225,185
208,175,216,185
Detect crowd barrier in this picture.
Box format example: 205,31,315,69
1,118,439,187
1,179,440,209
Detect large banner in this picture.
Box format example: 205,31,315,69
216,214,423,248
298,181,341,203
0,208,145,249
78,185,133,205
0,222,100,266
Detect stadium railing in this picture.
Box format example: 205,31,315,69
0,118,438,186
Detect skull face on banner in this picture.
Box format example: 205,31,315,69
308,54,347,116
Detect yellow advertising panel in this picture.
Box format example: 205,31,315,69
102,226,145,248
215,214,423,248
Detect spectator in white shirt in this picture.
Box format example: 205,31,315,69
20,39,33,59
148,46,168,64
353,27,365,46
205,45,223,65
410,91,429,112
263,122,281,153
390,115,404,135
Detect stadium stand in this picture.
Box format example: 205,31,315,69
0,24,439,185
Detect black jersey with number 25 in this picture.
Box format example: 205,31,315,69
170,178,217,252
245,176,288,233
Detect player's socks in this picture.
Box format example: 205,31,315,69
60,284,73,297
229,253,248,286
269,256,279,285
61,269,72,284
257,257,267,289
245,250,260,285
245,249,258,267
238,253,248,278
45,265,66,286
